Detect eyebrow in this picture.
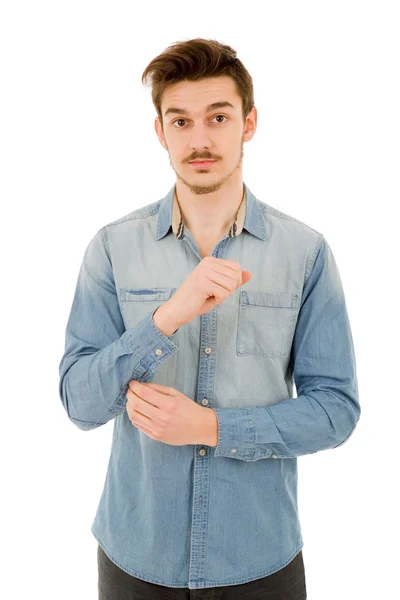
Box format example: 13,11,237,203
164,101,236,118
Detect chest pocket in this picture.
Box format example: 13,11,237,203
236,290,300,358
119,287,178,330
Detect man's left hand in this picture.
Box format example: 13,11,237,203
126,380,217,446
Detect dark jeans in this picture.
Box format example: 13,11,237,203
97,544,307,599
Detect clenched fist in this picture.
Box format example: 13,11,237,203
165,256,252,328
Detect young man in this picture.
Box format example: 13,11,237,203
59,38,360,599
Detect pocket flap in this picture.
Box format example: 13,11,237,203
239,290,300,309
119,287,177,302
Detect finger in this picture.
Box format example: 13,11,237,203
129,413,156,438
144,383,176,395
129,408,153,430
131,381,176,395
129,382,175,409
126,388,159,419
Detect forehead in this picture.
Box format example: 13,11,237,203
161,76,240,116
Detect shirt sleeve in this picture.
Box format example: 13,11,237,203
212,236,361,461
58,228,179,431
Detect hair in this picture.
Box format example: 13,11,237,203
141,38,255,129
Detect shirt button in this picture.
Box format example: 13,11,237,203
201,399,208,406
231,448,237,454
155,348,163,356
199,448,206,456
204,347,212,354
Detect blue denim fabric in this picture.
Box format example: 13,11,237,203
58,182,360,590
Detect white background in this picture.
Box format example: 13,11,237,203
1,1,399,598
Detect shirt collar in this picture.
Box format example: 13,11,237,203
171,186,246,239
156,181,267,242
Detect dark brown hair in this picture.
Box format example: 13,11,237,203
141,38,255,128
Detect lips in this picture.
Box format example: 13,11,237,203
188,160,217,167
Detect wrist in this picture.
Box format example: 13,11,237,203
152,301,182,337
204,408,218,447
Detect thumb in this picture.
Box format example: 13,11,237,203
240,270,252,286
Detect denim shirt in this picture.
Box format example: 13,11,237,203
58,181,360,590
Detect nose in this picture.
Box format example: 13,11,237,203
188,123,212,150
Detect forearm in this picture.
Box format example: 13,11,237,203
212,386,360,460
59,312,179,430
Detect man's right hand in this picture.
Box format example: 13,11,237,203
163,256,252,329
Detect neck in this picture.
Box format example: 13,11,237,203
174,179,244,239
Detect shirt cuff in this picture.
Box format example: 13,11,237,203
212,407,279,461
110,310,180,414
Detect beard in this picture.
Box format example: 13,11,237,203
167,136,245,196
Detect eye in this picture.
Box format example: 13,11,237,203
211,114,227,124
172,115,228,128
172,118,187,128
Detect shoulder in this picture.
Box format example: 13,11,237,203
103,197,162,230
258,198,323,239
88,195,164,251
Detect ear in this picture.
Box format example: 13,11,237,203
243,106,257,143
155,117,168,150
